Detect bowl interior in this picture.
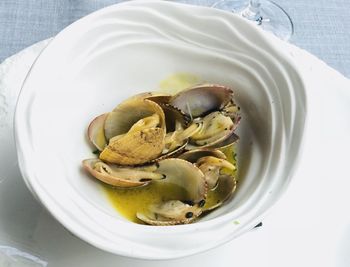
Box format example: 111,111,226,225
25,40,272,221
15,0,306,259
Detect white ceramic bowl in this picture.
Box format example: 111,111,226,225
15,0,306,260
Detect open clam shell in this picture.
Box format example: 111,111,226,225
104,98,166,141
168,84,240,150
160,103,191,156
170,84,233,118
82,159,164,187
209,132,239,150
128,91,172,104
203,174,237,212
136,158,207,225
188,111,235,149
99,97,167,165
178,149,237,211
87,113,108,151
97,99,192,165
179,148,226,162
160,103,189,132
186,131,240,150
100,127,165,165
196,156,235,189
136,200,203,226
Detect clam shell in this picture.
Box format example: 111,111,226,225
82,159,164,187
156,104,191,157
207,132,239,150
155,158,207,203
196,156,235,189
146,94,172,105
159,139,188,161
185,112,237,149
179,149,237,211
104,98,166,141
136,158,207,225
159,103,189,132
179,148,226,162
136,200,202,226
128,91,172,104
170,84,233,118
99,127,165,165
87,113,108,151
203,174,237,212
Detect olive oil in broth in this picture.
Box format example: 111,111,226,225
103,73,238,223
104,182,189,224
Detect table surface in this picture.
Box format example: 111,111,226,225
0,0,350,78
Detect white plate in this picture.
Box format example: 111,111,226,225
2,39,350,267
13,0,306,260
2,1,350,266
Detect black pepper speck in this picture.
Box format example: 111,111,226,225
198,200,206,207
185,212,193,218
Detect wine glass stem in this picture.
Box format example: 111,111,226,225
242,0,263,25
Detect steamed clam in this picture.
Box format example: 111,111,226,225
100,97,166,165
136,158,207,225
179,148,237,211
82,159,165,187
83,84,241,225
170,84,241,150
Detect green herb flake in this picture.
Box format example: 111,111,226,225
233,220,240,225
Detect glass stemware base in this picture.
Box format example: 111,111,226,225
212,0,294,41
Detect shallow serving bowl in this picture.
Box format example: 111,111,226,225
14,0,306,260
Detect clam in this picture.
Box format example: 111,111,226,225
160,104,192,155
204,174,237,211
196,156,235,189
160,103,190,131
88,113,108,151
179,149,237,211
210,132,239,150
179,148,226,163
127,91,172,104
169,84,241,150
99,97,166,165
100,127,165,165
136,158,207,225
170,84,233,118
163,121,201,154
104,97,166,141
188,111,235,148
119,94,191,156
82,159,165,187
136,200,203,226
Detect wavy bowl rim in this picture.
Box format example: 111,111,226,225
14,0,307,260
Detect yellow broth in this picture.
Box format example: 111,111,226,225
104,180,189,224
104,145,237,223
